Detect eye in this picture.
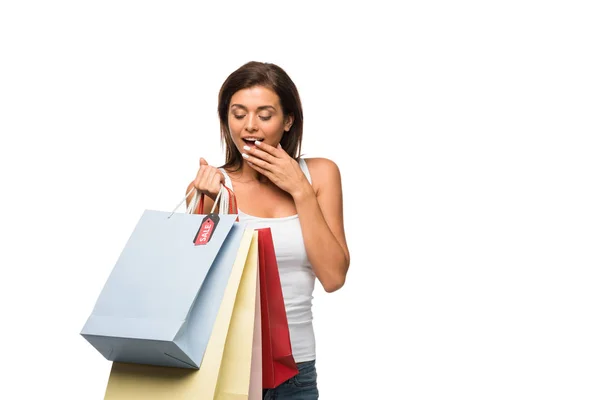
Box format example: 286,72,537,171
233,114,245,120
259,115,272,121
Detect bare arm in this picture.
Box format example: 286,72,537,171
293,158,350,293
239,141,350,293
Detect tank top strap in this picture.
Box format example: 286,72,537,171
298,158,312,185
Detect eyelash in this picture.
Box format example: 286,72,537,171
233,115,271,121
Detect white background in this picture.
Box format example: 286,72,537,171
1,1,599,399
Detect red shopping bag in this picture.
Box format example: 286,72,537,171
257,227,299,388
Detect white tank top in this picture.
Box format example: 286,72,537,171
219,158,316,362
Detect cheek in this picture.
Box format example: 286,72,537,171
262,121,286,136
228,118,243,136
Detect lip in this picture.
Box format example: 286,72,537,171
242,138,263,146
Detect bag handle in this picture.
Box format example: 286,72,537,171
168,184,237,219
224,186,238,214
187,186,222,215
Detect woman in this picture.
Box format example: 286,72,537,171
186,61,350,399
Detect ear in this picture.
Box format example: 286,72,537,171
284,114,294,132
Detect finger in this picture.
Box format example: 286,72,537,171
211,171,223,190
194,166,206,189
246,159,271,177
193,176,202,190
198,161,217,184
196,163,207,181
244,144,276,164
242,153,273,171
217,169,225,184
253,140,280,156
206,168,220,190
197,165,213,191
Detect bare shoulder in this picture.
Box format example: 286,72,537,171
303,157,342,194
304,157,340,175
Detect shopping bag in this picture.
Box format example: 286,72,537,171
81,186,244,369
257,228,299,388
249,276,262,399
195,230,258,398
104,229,260,399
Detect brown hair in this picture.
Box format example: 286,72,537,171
218,61,304,171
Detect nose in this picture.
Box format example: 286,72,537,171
245,114,258,132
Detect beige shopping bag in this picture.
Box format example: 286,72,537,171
200,230,258,399
104,229,259,399
248,276,262,399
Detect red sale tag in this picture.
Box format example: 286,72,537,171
194,214,220,245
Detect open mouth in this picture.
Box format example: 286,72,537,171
242,137,264,146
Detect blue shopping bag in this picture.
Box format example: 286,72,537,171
81,187,246,369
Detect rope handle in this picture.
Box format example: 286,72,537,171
195,185,238,215
168,184,238,218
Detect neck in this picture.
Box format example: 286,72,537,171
229,162,269,184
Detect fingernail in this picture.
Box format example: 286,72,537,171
243,145,251,151
242,153,249,158
278,143,282,149
255,140,261,145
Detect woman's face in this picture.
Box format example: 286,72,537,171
228,85,293,155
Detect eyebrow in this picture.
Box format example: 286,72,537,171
230,104,277,112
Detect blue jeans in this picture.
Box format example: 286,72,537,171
262,360,319,399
